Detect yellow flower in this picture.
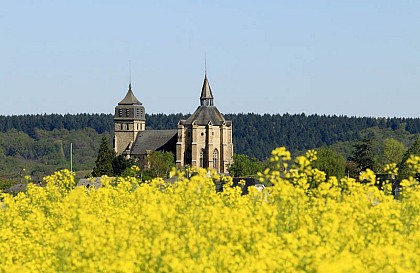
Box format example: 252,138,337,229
384,163,398,175
359,169,376,185
0,146,418,272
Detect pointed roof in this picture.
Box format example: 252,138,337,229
180,73,231,127
118,84,142,105
200,73,214,100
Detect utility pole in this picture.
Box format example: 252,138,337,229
70,143,73,172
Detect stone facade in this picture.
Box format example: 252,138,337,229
176,74,233,173
175,120,233,173
113,74,233,173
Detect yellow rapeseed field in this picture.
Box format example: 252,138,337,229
1,147,419,272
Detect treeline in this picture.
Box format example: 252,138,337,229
226,113,420,159
0,114,114,136
2,113,420,160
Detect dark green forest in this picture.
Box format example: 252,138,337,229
1,113,420,181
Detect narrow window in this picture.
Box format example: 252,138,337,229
213,149,218,170
200,149,204,168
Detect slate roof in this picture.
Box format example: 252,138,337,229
181,106,228,126
4,183,29,195
77,177,103,189
118,84,142,105
130,130,178,155
200,74,214,100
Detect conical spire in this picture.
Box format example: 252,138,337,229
200,73,214,106
118,84,142,105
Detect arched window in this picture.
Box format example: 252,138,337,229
200,149,204,168
213,149,219,170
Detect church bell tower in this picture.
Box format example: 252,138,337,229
114,84,146,156
176,73,233,173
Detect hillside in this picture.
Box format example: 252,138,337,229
1,113,420,180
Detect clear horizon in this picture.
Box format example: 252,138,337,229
1,1,419,118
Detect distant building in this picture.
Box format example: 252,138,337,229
113,73,233,173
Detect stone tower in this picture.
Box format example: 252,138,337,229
114,84,146,155
176,74,233,173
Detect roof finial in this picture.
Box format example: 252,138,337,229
129,60,132,89
204,54,207,78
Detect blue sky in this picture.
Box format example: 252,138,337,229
1,0,419,117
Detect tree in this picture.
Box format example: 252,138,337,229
398,137,420,179
348,137,375,175
228,154,264,177
312,147,346,179
380,138,406,167
345,161,360,179
112,155,134,176
143,151,174,179
92,137,115,177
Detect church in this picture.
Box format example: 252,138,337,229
113,73,234,174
